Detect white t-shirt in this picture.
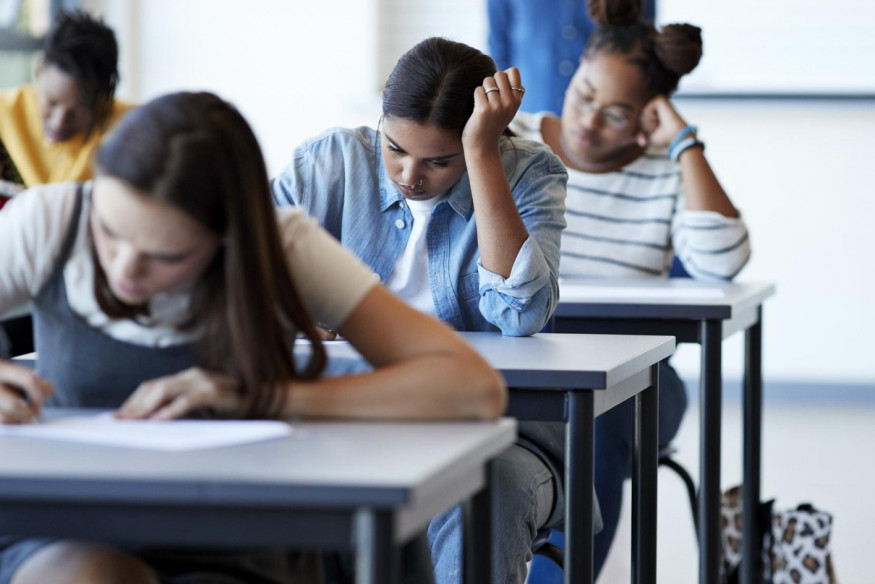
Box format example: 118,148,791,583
0,182,379,346
385,196,441,316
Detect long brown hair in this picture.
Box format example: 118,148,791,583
585,0,703,96
93,91,326,418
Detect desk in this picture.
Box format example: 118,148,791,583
552,279,775,584
317,331,676,584
0,412,516,584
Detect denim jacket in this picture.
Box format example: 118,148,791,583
272,126,567,336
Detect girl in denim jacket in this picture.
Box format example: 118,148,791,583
274,37,577,584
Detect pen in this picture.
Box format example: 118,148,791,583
9,385,41,424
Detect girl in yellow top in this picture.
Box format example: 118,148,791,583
0,10,131,200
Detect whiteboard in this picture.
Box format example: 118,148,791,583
659,0,875,96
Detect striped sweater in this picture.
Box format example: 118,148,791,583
511,111,750,280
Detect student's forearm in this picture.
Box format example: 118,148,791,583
282,353,506,420
678,147,738,217
466,149,528,277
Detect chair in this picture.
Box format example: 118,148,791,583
657,445,698,535
531,527,564,568
0,314,34,357
669,254,691,278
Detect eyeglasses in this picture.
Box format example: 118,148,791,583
565,92,632,130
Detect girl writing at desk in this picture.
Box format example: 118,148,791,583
508,0,751,576
273,37,572,584
0,91,504,584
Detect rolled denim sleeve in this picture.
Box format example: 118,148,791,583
477,146,567,336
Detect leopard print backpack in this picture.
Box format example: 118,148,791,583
769,504,835,584
720,485,836,584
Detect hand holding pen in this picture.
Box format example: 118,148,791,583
0,360,52,424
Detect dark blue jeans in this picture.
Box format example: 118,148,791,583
527,360,688,582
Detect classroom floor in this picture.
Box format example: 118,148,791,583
593,382,874,584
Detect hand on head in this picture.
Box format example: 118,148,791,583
115,367,242,421
635,94,688,149
462,67,525,153
0,361,52,424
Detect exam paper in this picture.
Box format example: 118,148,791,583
0,413,293,451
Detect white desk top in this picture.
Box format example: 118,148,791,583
311,332,674,390
459,331,674,389
0,415,516,509
556,279,775,320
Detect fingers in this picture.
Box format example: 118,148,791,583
503,67,522,89
638,94,689,147
0,361,52,423
0,386,40,424
466,68,525,150
315,326,338,341
636,130,650,149
478,68,525,106
116,368,239,421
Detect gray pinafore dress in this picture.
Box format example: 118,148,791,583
0,187,321,583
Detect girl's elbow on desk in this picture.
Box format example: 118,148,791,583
463,360,507,420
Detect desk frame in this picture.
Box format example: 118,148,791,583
303,332,674,584
552,283,772,584
0,420,514,584
507,366,660,584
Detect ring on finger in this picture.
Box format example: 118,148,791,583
510,86,525,93
484,87,500,95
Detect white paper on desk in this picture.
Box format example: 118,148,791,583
0,413,293,451
294,337,349,345
560,282,726,300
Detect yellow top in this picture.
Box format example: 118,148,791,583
0,85,133,187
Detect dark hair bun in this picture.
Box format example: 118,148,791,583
655,24,703,76
587,0,642,27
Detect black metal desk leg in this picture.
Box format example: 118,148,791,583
633,362,660,584
464,461,493,584
565,391,595,584
699,320,723,584
742,308,763,584
355,509,398,584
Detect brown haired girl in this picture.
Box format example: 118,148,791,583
0,91,504,584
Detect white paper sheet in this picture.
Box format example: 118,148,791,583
559,283,726,300
0,413,293,451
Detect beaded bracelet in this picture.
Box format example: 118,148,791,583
670,136,705,162
669,125,698,153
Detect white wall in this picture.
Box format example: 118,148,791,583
99,0,874,387
667,99,875,385
103,0,380,174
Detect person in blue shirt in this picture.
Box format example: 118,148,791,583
488,0,655,115
273,37,575,584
